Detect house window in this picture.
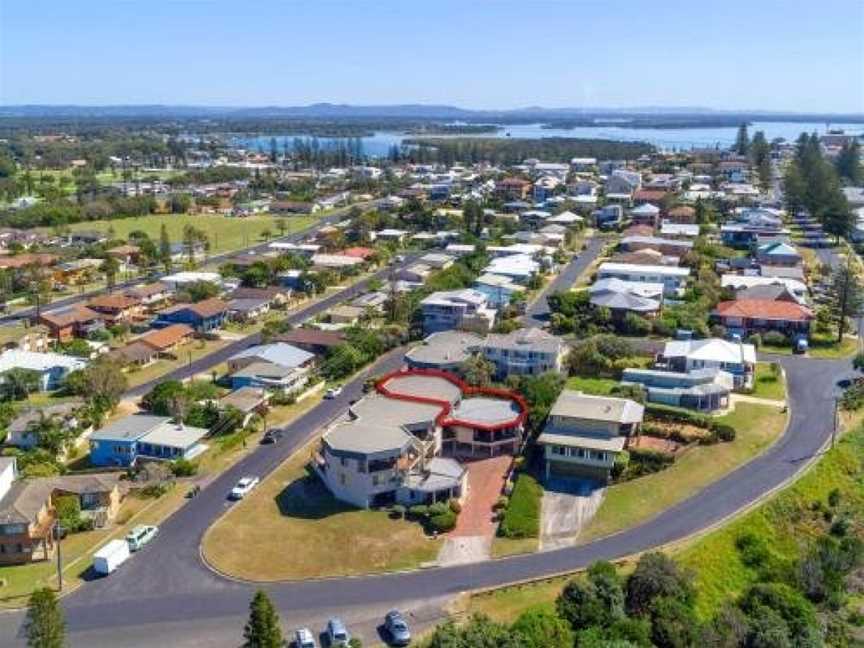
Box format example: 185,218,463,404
339,473,347,486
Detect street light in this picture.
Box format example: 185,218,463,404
53,521,65,592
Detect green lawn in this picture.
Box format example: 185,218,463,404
39,213,320,256
565,375,619,396
762,333,858,359
202,439,441,581
577,403,787,544
750,362,787,401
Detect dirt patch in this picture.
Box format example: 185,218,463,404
630,435,685,455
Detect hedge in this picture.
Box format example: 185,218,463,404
498,473,542,539
645,403,711,428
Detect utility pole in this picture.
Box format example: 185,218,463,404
833,396,839,448
54,521,63,592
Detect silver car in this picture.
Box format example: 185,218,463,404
326,618,350,646
384,610,411,646
294,627,317,648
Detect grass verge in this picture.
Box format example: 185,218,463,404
749,362,786,401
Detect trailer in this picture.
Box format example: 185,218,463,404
93,539,131,575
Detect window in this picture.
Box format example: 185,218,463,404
339,473,347,486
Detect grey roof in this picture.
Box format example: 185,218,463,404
0,473,122,525
401,457,465,493
229,342,314,370
324,418,414,456
452,397,521,425
549,390,644,424
536,431,627,452
590,291,660,312
90,414,169,442
405,331,482,367
139,422,208,450
227,298,269,312
232,361,297,380
219,387,268,413
350,395,442,429
481,327,563,355
8,402,80,434
381,373,462,405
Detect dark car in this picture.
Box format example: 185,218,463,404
384,610,411,646
261,430,281,444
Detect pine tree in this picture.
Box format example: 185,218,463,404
734,123,750,156
836,140,861,184
828,259,864,343
242,590,284,648
25,587,66,648
159,223,172,273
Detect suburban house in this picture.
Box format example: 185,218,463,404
124,282,173,309
37,305,105,342
479,328,567,379
593,205,624,230
227,342,315,393
421,289,497,336
720,275,808,302
227,297,271,322
659,337,756,389
273,329,346,357
621,367,733,412
589,278,663,316
495,177,532,200
620,236,693,257
5,402,87,452
314,369,526,508
0,461,125,565
86,293,142,325
482,254,541,285
405,331,483,372
153,298,228,333
89,414,209,467
630,203,661,226
712,300,814,338
108,341,157,368
229,286,292,308
473,273,526,307
537,390,644,482
137,323,195,356
596,262,690,297
0,349,86,391
605,169,641,196
755,241,802,268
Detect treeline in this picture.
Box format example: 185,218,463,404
2,195,158,228
784,133,855,239
168,165,249,186
399,137,654,165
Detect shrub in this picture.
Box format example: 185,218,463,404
428,501,450,517
429,511,457,534
645,403,711,428
736,532,771,567
624,449,675,479
170,458,198,477
390,504,406,519
746,333,762,349
498,473,542,539
611,450,630,480
448,498,462,514
762,330,789,347
140,483,170,499
408,504,429,519
712,423,737,442
493,495,509,511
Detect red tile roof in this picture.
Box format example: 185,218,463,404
341,247,376,259
138,324,194,351
714,299,813,321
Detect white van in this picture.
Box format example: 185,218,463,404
126,525,158,552
93,539,131,575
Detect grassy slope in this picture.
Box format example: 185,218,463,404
578,403,787,543
750,362,786,400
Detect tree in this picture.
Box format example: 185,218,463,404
1,368,40,400
827,260,864,343
425,615,519,648
142,380,187,416
734,123,750,156
460,354,495,386
557,561,625,631
25,587,66,648
65,358,128,414
159,223,172,272
100,255,120,292
649,596,701,648
510,608,573,648
835,140,861,184
782,163,807,215
625,552,694,616
242,590,283,648
28,413,70,457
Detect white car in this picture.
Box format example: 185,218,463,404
324,386,343,399
229,476,260,500
294,627,317,648
126,525,158,552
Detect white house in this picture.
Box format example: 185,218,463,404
596,262,690,297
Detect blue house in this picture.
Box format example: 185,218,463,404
153,298,228,333
89,414,209,467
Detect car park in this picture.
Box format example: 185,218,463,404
229,476,260,500
384,609,411,646
294,627,317,648
326,618,350,646
126,525,158,552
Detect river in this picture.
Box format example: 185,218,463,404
233,121,864,157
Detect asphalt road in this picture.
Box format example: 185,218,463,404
0,350,847,647
521,235,607,327
0,203,370,324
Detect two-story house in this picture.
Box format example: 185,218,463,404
153,298,228,334
537,390,644,482
596,262,691,297
420,289,497,336
479,328,567,379
659,337,757,390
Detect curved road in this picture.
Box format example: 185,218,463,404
0,351,847,646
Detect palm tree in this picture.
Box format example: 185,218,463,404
100,256,120,293
2,368,40,401
27,413,69,458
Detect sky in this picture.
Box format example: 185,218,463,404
1,0,863,113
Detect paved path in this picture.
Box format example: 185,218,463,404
0,354,849,647
521,236,606,327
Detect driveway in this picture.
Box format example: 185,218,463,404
540,478,606,551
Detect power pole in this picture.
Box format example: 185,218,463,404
833,396,839,448
54,522,63,592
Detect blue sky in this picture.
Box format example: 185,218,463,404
1,0,862,113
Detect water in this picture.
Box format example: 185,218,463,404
233,121,864,157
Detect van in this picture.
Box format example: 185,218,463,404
93,539,131,575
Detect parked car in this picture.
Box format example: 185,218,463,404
384,609,411,646
326,618,350,646
93,539,130,575
294,627,317,648
126,525,158,552
793,335,809,354
229,476,260,500
261,430,282,444
324,386,343,399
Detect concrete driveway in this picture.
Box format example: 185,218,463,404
540,478,606,551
